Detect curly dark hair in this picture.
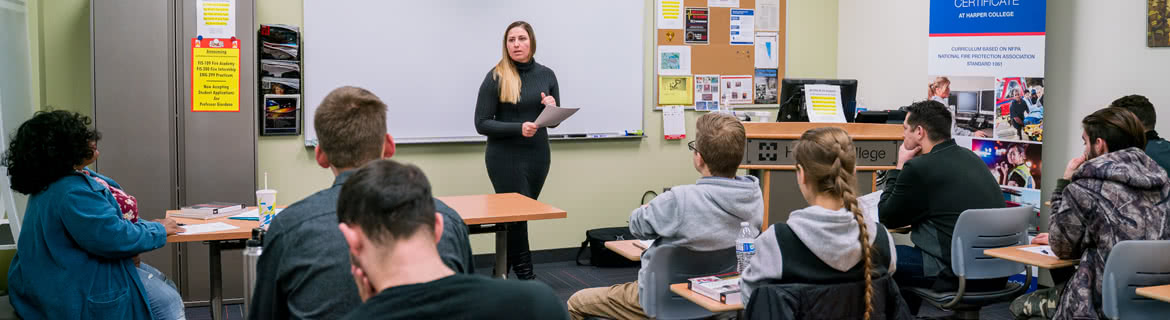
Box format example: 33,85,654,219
2,110,101,195
1109,94,1156,130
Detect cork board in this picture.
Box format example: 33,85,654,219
656,0,786,80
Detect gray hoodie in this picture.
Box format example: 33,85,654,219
740,205,897,300
629,175,765,296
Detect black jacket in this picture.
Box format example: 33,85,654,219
879,139,1004,278
745,274,914,320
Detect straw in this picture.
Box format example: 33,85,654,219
264,172,269,190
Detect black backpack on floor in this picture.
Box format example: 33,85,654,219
575,227,640,268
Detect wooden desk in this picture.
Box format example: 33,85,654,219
605,240,644,262
669,283,744,312
1137,284,1170,303
436,193,568,278
166,208,268,320
983,245,1079,269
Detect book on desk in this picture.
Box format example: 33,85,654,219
173,202,247,219
688,272,742,305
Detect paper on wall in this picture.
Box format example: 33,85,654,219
720,75,753,105
694,75,720,111
657,0,684,29
663,106,686,140
197,0,235,38
658,76,694,106
657,45,692,76
708,0,739,7
754,32,779,69
755,0,781,31
729,9,755,45
803,84,846,123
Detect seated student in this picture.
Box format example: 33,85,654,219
250,86,475,320
740,127,907,319
1110,94,1170,173
1011,107,1170,319
566,112,764,320
336,160,567,320
4,110,185,319
878,100,1005,312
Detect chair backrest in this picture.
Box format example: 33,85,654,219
1102,240,1170,320
950,206,1032,279
642,244,736,319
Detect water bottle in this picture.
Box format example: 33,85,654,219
735,221,756,274
242,228,264,319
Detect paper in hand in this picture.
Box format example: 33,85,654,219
535,105,579,128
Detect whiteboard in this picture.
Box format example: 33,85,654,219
304,0,645,145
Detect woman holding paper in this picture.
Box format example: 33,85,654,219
473,21,560,280
4,111,185,319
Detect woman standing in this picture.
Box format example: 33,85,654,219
474,21,559,280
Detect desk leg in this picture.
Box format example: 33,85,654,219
494,228,508,279
209,241,223,320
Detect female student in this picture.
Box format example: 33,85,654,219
473,21,561,279
5,111,185,319
739,127,902,319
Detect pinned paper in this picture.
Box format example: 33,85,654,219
708,0,739,7
657,45,692,76
685,7,709,44
197,0,236,38
657,0,684,29
754,32,779,69
658,76,694,106
730,9,755,45
720,75,753,105
192,37,241,112
663,106,686,140
755,0,781,31
803,84,847,123
694,75,720,111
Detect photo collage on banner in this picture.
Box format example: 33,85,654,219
927,0,1046,210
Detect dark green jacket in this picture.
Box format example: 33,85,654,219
1145,131,1170,174
878,139,1005,278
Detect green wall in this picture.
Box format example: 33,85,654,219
35,0,839,253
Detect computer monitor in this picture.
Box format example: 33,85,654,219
953,91,979,114
777,78,859,122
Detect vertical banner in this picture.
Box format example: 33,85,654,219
192,38,241,112
928,0,1045,210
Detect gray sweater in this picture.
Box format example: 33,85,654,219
740,205,897,301
630,176,765,296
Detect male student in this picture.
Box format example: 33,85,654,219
566,112,764,320
878,100,1005,312
1110,94,1170,173
1011,107,1170,319
249,86,475,320
337,160,567,320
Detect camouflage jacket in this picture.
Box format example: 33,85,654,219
1049,147,1170,319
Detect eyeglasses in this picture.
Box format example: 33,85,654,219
687,140,698,153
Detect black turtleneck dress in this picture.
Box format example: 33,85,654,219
473,59,559,275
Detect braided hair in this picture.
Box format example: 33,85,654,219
794,127,874,320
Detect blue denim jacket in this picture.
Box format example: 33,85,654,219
8,169,167,319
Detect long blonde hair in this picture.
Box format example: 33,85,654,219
493,21,536,104
928,76,951,99
794,127,874,320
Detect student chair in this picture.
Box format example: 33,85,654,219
641,244,736,320
1102,240,1170,320
903,207,1034,320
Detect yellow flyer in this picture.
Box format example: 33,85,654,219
658,76,694,106
191,38,240,112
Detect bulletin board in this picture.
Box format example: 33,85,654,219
655,0,786,109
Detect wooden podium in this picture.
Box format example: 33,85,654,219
740,122,904,226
